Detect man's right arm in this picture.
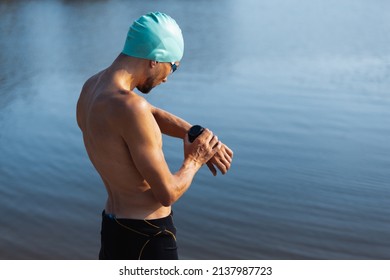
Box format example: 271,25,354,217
151,105,234,176
118,98,221,206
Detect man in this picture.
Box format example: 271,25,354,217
76,12,233,260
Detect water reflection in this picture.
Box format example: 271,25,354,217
1,0,390,259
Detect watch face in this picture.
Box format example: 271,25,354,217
189,125,204,142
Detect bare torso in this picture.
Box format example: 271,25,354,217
77,55,232,221
76,69,170,220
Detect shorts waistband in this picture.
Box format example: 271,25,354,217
102,210,174,228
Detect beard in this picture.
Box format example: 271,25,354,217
137,75,158,94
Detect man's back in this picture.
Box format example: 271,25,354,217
76,69,170,220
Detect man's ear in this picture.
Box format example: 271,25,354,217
150,60,158,68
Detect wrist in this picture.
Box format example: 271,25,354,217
183,156,202,171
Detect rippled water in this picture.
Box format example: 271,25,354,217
1,0,390,259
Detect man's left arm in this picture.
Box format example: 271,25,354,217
151,106,233,176
151,106,191,138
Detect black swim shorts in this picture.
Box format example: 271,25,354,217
99,211,178,260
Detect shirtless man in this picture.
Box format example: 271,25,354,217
76,12,233,260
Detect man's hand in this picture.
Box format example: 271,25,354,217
207,142,233,176
183,129,222,166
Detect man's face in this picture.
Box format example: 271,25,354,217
137,62,179,94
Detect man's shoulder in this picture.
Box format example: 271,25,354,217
114,91,149,110
111,92,152,121
82,71,103,91
110,92,157,138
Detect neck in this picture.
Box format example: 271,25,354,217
108,53,147,92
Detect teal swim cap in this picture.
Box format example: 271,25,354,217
122,12,184,63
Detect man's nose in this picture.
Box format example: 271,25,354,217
162,77,168,83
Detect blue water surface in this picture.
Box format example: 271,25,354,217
0,0,389,259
